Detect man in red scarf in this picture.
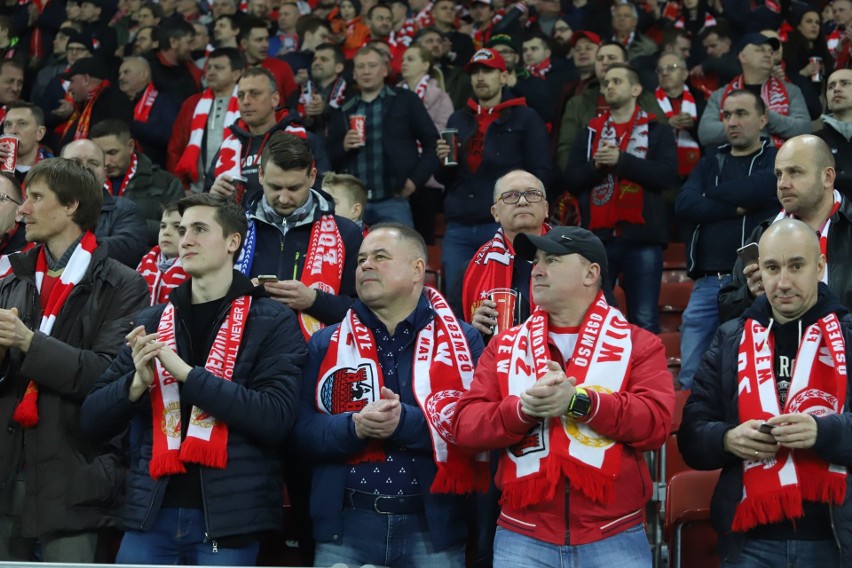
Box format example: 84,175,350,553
680,218,852,566
453,225,673,568
0,158,148,562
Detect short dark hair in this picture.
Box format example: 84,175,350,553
597,40,628,61
313,42,346,66
367,2,392,19
724,88,766,116
140,1,164,19
208,46,246,71
370,222,428,261
25,158,103,232
261,132,314,172
5,101,44,127
215,13,240,31
239,65,278,93
700,22,731,42
522,33,553,51
89,118,132,140
136,24,159,43
605,62,641,86
177,194,247,258
0,172,22,203
413,26,445,44
661,28,691,50
298,15,332,39
161,200,181,216
0,59,24,77
239,15,269,43
159,19,195,52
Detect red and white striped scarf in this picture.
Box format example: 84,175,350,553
314,286,488,493
722,75,789,148
12,232,97,428
133,82,158,124
112,152,138,197
655,86,700,176
673,11,717,30
733,314,847,532
772,190,842,284
295,215,344,341
174,86,240,183
527,57,552,79
148,295,251,479
495,292,632,508
136,246,188,306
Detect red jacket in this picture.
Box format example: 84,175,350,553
260,57,297,101
167,91,203,178
453,323,674,545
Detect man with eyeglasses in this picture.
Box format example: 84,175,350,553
0,173,27,276
654,53,704,181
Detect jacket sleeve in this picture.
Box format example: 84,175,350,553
99,199,149,268
302,219,362,325
581,329,674,451
24,266,149,402
718,224,765,322
613,122,678,192
433,111,464,187
708,166,779,210
167,96,196,178
566,127,602,194
405,93,441,189
698,88,727,148
675,156,739,224
556,96,585,171
678,326,743,470
521,108,553,189
325,108,348,172
180,303,306,448
765,83,813,140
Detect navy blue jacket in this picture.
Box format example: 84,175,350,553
290,294,484,551
327,86,440,198
81,272,307,539
679,285,852,563
96,188,148,269
675,139,779,277
568,115,678,246
130,87,180,170
436,93,552,226
246,188,362,327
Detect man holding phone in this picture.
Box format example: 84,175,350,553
674,89,779,389
680,218,852,566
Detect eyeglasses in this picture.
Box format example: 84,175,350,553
497,189,545,204
656,64,684,75
0,193,21,206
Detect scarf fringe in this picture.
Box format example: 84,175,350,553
560,455,616,504
800,474,847,505
731,487,803,532
11,384,39,428
180,438,229,469
431,459,490,494
349,441,386,464
149,452,187,480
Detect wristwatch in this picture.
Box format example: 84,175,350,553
566,387,591,419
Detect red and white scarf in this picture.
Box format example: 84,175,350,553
587,107,650,229
12,232,98,428
461,225,548,324
527,57,552,80
673,11,717,30
314,286,488,493
655,86,700,177
772,190,842,284
61,80,111,142
136,246,188,306
733,314,847,531
174,86,240,183
112,152,138,197
133,82,158,124
495,292,632,508
722,75,789,148
148,295,251,479
296,215,344,341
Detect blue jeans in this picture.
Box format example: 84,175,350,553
116,508,260,565
314,507,465,568
721,538,839,568
605,241,663,333
678,274,731,389
493,523,651,568
365,197,414,227
442,221,500,313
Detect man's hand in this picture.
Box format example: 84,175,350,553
744,262,764,298
305,94,326,117
436,138,450,161
0,307,34,353
799,59,821,79
51,100,74,119
669,112,694,130
593,143,620,168
155,344,192,383
263,280,318,310
723,419,779,460
353,386,402,439
127,325,162,402
520,361,576,418
771,64,786,82
295,68,310,85
210,174,237,198
471,300,498,336
398,179,415,198
343,129,364,150
768,413,818,449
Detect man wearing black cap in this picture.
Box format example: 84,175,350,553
453,225,674,568
698,32,811,149
57,57,133,150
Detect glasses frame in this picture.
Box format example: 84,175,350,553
0,193,21,206
496,189,545,205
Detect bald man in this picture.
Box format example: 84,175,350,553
60,142,148,267
720,134,852,321
118,56,180,169
816,69,852,195
680,217,852,566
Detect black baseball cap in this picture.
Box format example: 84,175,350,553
736,32,780,54
515,226,609,272
60,56,109,80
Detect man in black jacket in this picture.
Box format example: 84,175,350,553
0,158,148,562
680,218,852,565
719,135,852,322
81,193,307,565
816,69,852,197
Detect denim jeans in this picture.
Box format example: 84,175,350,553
721,538,839,568
605,241,663,333
364,197,415,227
678,274,731,389
116,508,259,566
442,221,499,313
492,523,651,568
314,507,465,568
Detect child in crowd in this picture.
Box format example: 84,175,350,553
322,172,368,235
136,202,188,305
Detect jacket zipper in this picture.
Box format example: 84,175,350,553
200,468,217,553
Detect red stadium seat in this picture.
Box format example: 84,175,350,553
665,469,721,568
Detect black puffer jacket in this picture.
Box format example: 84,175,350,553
81,272,307,539
0,244,148,537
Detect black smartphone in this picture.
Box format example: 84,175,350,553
737,242,760,266
758,423,776,435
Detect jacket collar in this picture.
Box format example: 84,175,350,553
352,290,435,335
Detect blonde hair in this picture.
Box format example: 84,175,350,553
404,44,445,91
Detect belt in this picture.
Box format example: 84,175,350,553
694,271,731,279
343,489,425,515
